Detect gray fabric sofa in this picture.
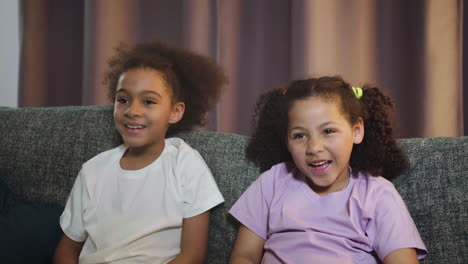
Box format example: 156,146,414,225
0,105,466,264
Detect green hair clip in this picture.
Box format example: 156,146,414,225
352,87,363,99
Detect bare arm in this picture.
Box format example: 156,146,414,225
53,234,84,264
168,211,210,264
383,248,419,264
229,225,265,264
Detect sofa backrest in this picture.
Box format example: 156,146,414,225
0,105,259,263
393,137,467,264
0,105,466,264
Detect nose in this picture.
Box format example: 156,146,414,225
306,137,324,154
124,101,142,118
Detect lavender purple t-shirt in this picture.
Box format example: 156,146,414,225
229,163,427,263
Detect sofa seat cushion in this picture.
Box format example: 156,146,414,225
0,178,63,263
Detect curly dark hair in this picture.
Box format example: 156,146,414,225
246,76,409,180
103,39,228,136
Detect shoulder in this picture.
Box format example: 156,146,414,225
164,137,200,160
354,174,427,260
353,171,398,195
77,145,125,188
163,137,209,173
352,171,404,212
229,162,298,236
260,162,295,179
254,162,299,193
166,137,192,150
81,145,125,171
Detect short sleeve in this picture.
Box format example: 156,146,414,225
366,184,428,260
229,169,275,240
59,171,88,242
176,147,224,218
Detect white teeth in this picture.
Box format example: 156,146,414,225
311,161,327,166
126,125,144,129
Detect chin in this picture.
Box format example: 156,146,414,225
305,174,334,187
122,140,144,148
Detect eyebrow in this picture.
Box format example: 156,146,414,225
116,88,162,98
288,126,305,132
318,121,336,128
288,121,337,132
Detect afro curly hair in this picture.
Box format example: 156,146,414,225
246,76,409,180
103,39,228,136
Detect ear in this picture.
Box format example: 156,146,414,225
169,101,185,124
352,117,364,144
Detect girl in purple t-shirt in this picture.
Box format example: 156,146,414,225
229,76,427,264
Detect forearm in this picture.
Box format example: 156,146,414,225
167,252,205,264
53,234,83,264
169,212,210,264
229,255,260,264
228,225,264,264
53,248,80,264
383,248,419,264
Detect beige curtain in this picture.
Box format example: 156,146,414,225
19,0,465,138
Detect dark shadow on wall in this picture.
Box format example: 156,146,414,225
48,0,84,106
19,0,84,107
377,0,426,138
464,0,468,136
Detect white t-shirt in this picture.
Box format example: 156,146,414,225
60,137,225,264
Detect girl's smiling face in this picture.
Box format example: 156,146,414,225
113,68,184,157
286,96,364,196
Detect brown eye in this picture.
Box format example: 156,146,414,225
292,133,306,140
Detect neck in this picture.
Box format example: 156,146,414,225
310,168,351,196
120,141,165,170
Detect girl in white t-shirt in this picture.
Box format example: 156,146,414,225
229,76,427,263
53,40,227,264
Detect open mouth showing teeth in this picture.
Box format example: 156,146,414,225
308,161,331,167
125,125,145,129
